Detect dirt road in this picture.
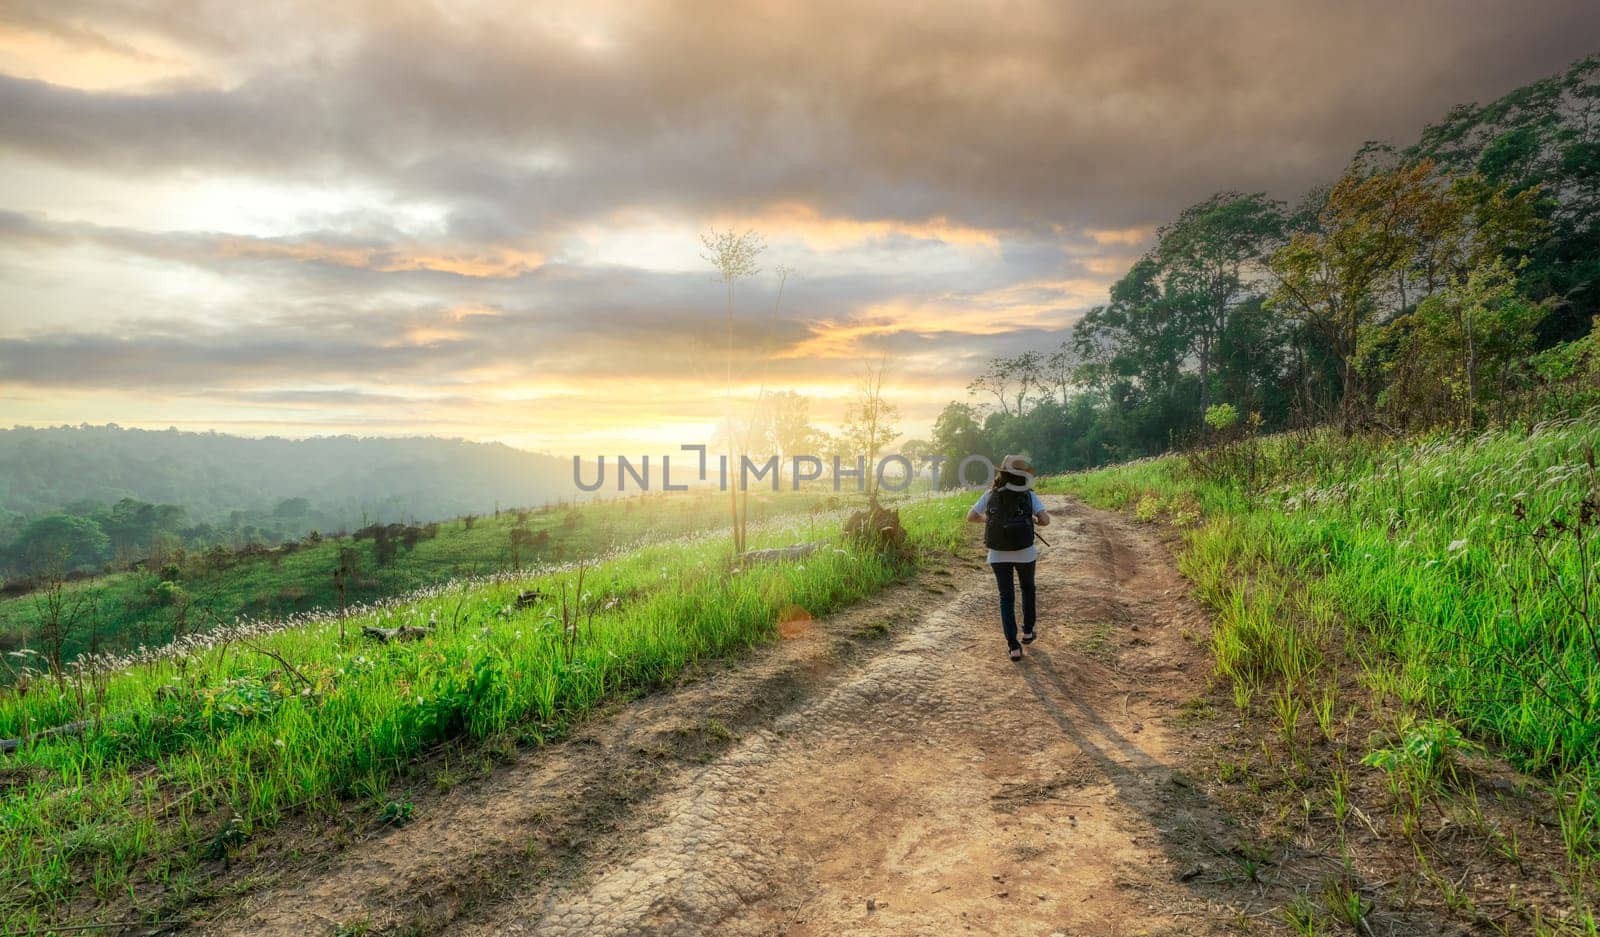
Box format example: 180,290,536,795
214,497,1259,936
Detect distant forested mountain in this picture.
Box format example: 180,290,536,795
0,425,575,572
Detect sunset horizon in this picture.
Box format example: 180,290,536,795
5,2,1597,454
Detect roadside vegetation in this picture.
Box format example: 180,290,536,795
0,488,968,932
1044,414,1600,933
987,56,1600,929
0,487,864,666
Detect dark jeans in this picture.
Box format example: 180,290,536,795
990,560,1037,649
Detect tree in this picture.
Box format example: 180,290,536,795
1266,161,1439,432
1073,259,1187,397
752,390,820,480
508,526,538,571
274,497,312,518
1377,259,1545,428
15,514,109,574
1408,54,1600,344
929,402,986,488
99,498,185,561
1041,341,1080,407
840,358,900,504
1153,192,1285,414
702,227,765,553
332,546,359,640
968,352,1043,416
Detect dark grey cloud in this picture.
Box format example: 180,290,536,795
2,1,1595,235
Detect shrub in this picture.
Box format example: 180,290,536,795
1363,718,1484,788
1204,403,1240,432
152,581,187,608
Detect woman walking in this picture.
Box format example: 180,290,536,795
967,454,1050,661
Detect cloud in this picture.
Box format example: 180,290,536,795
0,0,1595,447
0,210,544,279
3,1,1594,233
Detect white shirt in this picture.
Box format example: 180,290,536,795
970,489,1048,563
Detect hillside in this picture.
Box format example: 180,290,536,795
0,487,968,933
0,486,855,665
926,53,1600,476
0,426,576,559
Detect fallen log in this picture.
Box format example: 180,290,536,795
361,625,433,644
734,542,824,567
1,718,94,755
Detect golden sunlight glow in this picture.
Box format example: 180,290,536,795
0,3,1222,454
1085,225,1156,246
717,202,1004,252
777,278,1103,360
213,238,545,278
0,23,209,90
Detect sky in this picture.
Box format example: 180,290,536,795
0,1,1596,455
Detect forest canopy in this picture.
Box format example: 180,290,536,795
920,54,1600,478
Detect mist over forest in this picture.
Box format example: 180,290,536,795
0,425,573,573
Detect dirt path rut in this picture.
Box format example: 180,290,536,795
215,497,1247,936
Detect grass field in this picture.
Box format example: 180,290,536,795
13,420,1600,931
1041,416,1600,918
0,489,969,932
0,487,874,664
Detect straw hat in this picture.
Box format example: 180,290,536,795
998,454,1036,491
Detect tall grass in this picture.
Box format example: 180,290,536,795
1044,417,1600,863
0,487,878,663
0,493,970,931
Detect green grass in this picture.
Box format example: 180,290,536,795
0,487,869,663
0,491,970,932
1042,416,1600,874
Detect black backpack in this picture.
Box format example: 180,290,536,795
984,488,1034,551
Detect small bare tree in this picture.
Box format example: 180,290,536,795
508,526,537,571
841,357,901,506
332,546,359,641
30,552,93,681
702,228,766,554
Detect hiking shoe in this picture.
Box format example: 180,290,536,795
1009,646,1023,662
1021,626,1037,644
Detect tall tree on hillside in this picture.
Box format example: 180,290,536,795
1381,259,1547,428
967,352,1044,417
1266,160,1440,432
1042,340,1080,407
1409,54,1600,343
1072,258,1191,399
1154,192,1286,414
1270,158,1545,432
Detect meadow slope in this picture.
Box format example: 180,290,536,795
0,491,964,933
